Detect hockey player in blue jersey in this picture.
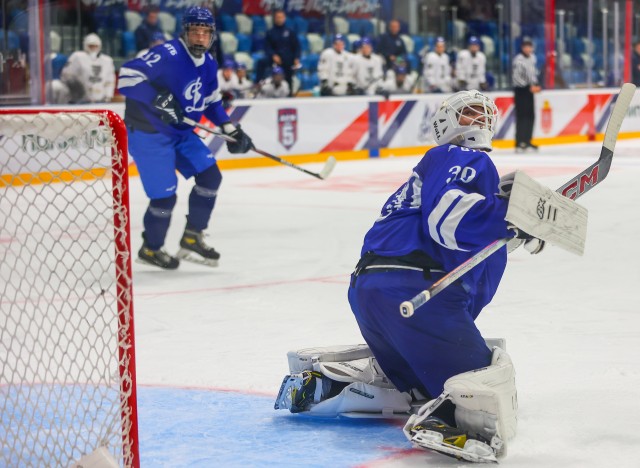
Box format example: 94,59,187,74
274,90,543,463
118,6,253,269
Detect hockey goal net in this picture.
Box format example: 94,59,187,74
0,109,139,467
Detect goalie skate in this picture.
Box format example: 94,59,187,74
409,417,501,464
176,229,220,267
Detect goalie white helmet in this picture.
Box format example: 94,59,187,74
431,90,498,151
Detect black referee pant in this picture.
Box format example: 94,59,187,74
514,86,535,147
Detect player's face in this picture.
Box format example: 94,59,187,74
469,44,480,53
334,40,345,52
435,42,445,54
459,105,490,128
187,26,213,48
274,12,286,26
362,44,372,56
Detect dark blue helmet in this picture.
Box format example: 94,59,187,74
272,65,284,75
468,36,481,46
223,58,236,69
360,37,373,47
182,7,215,58
334,34,346,44
183,6,214,29
151,32,165,43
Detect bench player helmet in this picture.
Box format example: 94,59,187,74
182,6,215,58
431,90,498,151
83,33,102,59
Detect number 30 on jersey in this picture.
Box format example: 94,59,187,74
446,165,476,184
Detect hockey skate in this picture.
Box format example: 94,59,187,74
409,417,501,464
137,243,180,270
176,228,220,267
275,370,324,413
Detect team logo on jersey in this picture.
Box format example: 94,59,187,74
184,77,206,113
277,108,297,150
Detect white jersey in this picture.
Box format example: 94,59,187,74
455,49,486,90
258,78,290,98
217,70,240,94
422,51,452,93
381,70,416,94
317,47,354,96
61,51,115,103
351,53,384,95
235,77,254,99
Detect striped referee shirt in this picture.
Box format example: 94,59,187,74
512,53,539,87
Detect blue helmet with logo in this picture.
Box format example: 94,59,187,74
272,65,284,75
182,7,215,58
468,36,481,47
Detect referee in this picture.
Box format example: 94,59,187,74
512,38,541,152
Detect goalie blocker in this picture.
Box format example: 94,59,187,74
504,170,588,256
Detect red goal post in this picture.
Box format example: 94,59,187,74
0,109,139,467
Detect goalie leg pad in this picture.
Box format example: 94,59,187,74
308,381,411,417
286,345,373,374
445,346,517,443
403,347,515,460
275,372,411,417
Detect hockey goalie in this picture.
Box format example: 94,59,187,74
275,90,593,463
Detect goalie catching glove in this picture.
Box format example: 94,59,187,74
221,123,253,154
498,172,546,255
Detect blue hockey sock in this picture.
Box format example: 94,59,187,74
187,164,222,232
143,194,177,250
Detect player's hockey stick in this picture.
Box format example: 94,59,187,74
183,116,337,180
400,82,636,318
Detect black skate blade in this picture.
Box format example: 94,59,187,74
176,248,219,267
135,257,179,270
411,430,498,464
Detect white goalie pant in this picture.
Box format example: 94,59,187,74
404,346,517,456
279,344,412,417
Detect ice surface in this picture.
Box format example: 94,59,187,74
129,141,640,467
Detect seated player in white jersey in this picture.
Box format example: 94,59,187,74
275,90,548,464
56,33,115,104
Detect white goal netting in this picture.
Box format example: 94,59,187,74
0,110,138,467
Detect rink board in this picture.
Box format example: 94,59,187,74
2,87,640,183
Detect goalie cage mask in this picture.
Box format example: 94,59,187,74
431,90,498,151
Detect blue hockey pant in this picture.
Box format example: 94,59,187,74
348,269,492,399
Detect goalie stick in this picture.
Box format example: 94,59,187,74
183,116,337,180
400,82,637,318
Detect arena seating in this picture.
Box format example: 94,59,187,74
41,5,611,93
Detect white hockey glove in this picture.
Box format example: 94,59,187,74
499,172,545,255
507,226,546,255
497,172,516,199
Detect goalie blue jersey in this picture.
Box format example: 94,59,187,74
118,38,230,136
361,144,513,316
